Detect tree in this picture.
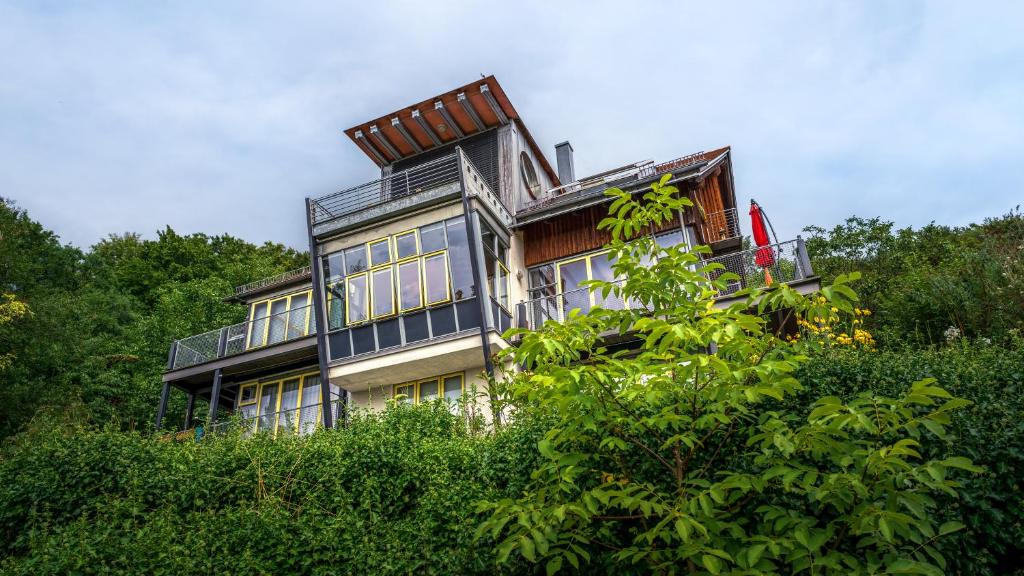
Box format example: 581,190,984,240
478,176,979,575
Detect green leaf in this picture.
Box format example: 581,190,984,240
702,554,722,574
938,521,965,536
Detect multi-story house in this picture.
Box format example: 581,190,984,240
155,76,819,435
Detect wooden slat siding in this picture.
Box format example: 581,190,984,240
694,169,728,244
523,204,681,267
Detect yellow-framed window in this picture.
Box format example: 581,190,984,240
248,301,270,348
370,267,396,318
326,281,345,330
423,251,451,306
555,253,592,316
441,373,464,403
395,382,415,405
417,377,440,402
393,229,419,261
397,259,423,312
368,238,392,268
236,382,259,420
297,373,323,434
346,273,369,325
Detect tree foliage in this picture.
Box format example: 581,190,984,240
804,210,1024,346
0,197,307,437
477,177,980,574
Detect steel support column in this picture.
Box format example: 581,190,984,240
184,393,195,430
306,198,336,429
155,381,170,431
456,147,495,378
206,328,228,424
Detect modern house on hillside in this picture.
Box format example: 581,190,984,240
155,76,819,435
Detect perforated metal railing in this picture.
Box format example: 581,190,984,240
516,239,813,330
234,266,311,297
700,208,741,243
170,304,316,370
310,153,461,224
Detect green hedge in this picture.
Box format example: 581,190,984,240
1,344,1021,575
794,342,1024,576
0,404,545,576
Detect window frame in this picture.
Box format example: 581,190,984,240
345,272,369,325
422,250,452,306
370,266,396,319
368,238,392,268
393,229,420,261
246,290,313,349
397,258,424,313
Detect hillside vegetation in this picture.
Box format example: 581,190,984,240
0,195,1022,575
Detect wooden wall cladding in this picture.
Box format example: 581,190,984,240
522,204,681,267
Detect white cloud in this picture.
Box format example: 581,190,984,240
0,0,1021,249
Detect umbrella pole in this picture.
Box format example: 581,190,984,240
752,200,782,246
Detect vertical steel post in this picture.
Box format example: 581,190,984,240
206,328,228,425
155,381,170,431
184,393,195,430
456,147,496,378
796,236,814,279
305,198,336,429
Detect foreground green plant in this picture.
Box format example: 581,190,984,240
477,176,980,575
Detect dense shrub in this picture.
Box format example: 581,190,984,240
0,404,545,576
795,341,1024,576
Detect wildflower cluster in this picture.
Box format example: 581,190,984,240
791,296,875,349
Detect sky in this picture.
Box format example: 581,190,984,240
1,1,1022,250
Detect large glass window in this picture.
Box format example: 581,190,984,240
248,290,313,348
322,217,464,327
234,372,324,436
480,220,510,310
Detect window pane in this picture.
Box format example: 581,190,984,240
257,384,279,433
398,260,422,311
423,253,449,305
267,299,289,344
496,263,509,309
344,245,368,274
323,252,345,282
239,385,256,404
480,222,497,254
326,282,345,330
371,268,395,317
369,239,391,267
419,379,438,401
249,303,269,347
443,375,462,401
445,218,474,300
590,253,622,310
656,230,685,253
419,221,446,253
278,378,301,434
559,259,591,315
287,293,309,339
395,232,418,260
347,275,368,324
396,383,414,405
299,375,321,435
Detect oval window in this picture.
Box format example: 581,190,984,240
520,151,541,199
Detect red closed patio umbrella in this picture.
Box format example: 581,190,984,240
749,200,777,283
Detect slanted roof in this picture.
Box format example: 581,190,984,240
344,75,559,185
514,146,733,227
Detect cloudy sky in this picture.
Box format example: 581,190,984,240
1,1,1021,250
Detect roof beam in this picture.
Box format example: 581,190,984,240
434,100,465,138
457,92,486,132
353,130,388,165
479,84,508,124
369,124,402,161
391,117,423,154
411,109,443,147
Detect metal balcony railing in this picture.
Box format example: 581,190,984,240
234,266,311,297
515,239,814,330
310,153,461,225
520,151,707,213
700,208,741,243
169,303,316,371
205,400,345,438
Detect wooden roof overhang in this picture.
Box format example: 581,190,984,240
344,75,559,184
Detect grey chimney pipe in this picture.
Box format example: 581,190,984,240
555,141,575,184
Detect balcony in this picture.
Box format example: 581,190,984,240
699,208,742,253
309,150,512,238
515,239,817,330
168,303,316,371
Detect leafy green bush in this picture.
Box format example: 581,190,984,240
795,341,1024,576
0,404,545,576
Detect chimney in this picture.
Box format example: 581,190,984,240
555,141,575,184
